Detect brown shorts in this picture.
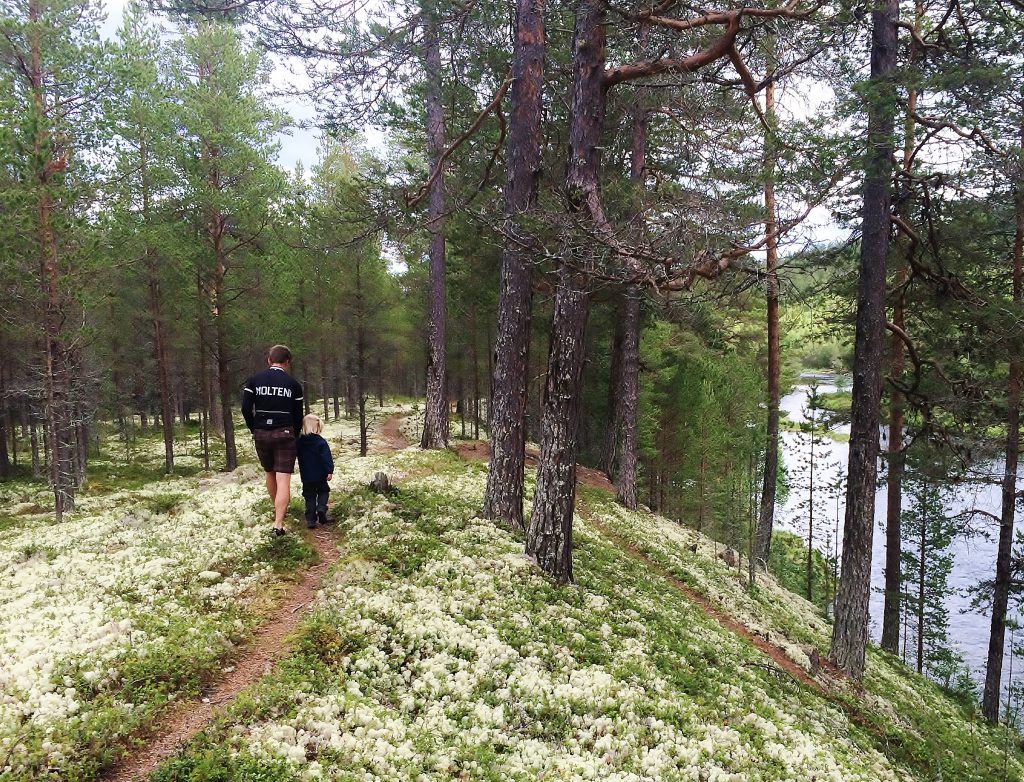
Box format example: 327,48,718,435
253,427,297,474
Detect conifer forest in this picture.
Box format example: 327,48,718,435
2,0,1024,778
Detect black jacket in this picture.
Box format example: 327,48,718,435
242,367,304,432
297,434,334,484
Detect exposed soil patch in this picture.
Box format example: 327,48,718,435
378,414,411,451
575,504,892,749
578,505,823,692
101,526,340,782
453,440,616,493
453,440,489,462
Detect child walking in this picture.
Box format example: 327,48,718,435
297,414,334,529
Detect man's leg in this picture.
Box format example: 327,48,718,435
273,472,291,528
265,472,277,504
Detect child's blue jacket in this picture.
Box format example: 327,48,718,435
297,433,334,484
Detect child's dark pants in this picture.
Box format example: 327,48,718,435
302,480,330,525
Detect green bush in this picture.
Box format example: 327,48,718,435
767,530,834,610
151,746,297,782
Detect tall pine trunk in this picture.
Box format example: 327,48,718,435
525,0,605,582
0,363,9,479
982,121,1024,723
601,316,622,478
148,249,175,474
199,57,235,471
420,21,449,449
881,296,907,653
617,287,640,509
916,485,926,675
615,66,645,511
470,303,481,440
755,78,780,567
31,415,40,478
30,3,76,520
212,242,237,471
196,271,212,472
526,265,590,582
807,428,815,603
355,258,369,457
140,130,175,475
830,0,899,679
881,4,921,655
483,0,545,527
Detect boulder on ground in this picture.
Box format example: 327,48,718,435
718,548,738,568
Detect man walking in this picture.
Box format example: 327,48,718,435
242,345,305,535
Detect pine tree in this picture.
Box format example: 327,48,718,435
173,20,285,471
831,0,900,680
0,0,112,518
108,2,179,474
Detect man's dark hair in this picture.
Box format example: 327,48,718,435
268,344,292,364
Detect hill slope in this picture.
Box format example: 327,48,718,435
149,422,1024,782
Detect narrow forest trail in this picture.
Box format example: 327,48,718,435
575,502,894,751
452,440,616,493
575,505,824,692
378,413,411,451
101,415,416,781
450,439,885,741
104,419,869,781
101,526,341,782
454,439,822,691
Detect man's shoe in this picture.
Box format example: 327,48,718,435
306,519,318,529
317,510,328,526
272,527,287,537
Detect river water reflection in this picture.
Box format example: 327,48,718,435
778,384,1017,695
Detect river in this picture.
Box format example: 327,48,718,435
777,383,1019,698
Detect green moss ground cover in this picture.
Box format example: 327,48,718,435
148,448,1024,781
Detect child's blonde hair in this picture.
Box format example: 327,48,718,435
301,413,323,436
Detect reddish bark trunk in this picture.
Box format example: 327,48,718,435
420,21,449,450
755,79,780,567
526,0,605,582
483,0,545,527
30,1,75,520
982,122,1024,723
830,0,899,680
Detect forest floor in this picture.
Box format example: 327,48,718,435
2,405,1023,781
102,415,418,781
102,526,342,782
